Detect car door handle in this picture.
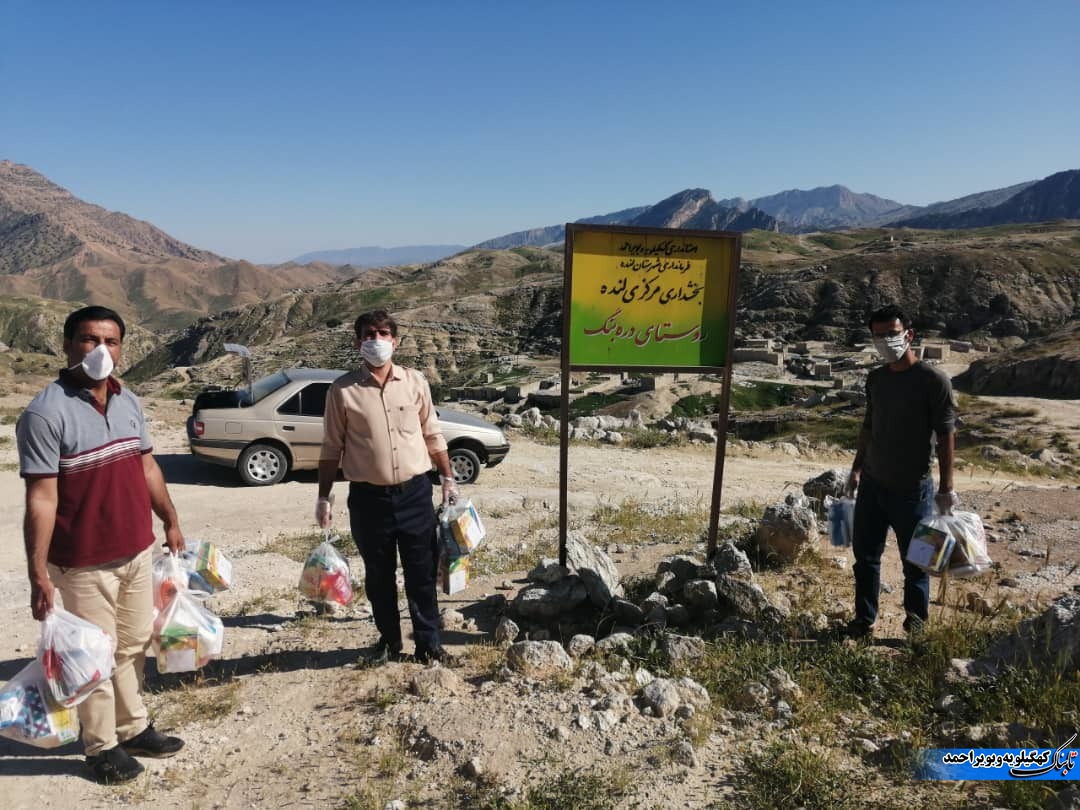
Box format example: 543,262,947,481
282,425,295,431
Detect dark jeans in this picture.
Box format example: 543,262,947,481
348,473,441,654
852,473,935,625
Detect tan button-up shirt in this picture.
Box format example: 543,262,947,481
320,364,447,485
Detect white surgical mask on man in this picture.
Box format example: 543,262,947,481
360,338,394,368
71,343,115,381
872,333,909,363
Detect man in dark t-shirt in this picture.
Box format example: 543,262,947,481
845,304,957,639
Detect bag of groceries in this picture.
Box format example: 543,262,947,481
0,660,80,748
944,511,992,578
443,499,486,553
152,587,225,674
299,534,353,605
906,513,956,575
37,609,114,707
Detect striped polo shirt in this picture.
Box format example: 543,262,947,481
17,372,155,568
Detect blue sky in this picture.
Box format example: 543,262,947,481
3,1,1078,262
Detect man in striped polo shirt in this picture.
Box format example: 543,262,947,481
17,306,187,784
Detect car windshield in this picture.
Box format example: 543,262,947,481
248,371,291,404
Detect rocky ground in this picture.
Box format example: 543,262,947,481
0,384,1078,809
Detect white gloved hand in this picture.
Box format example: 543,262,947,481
440,475,460,506
315,496,333,528
935,489,960,516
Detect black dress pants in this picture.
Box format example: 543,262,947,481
348,474,441,654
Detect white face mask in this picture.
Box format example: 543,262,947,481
872,333,910,363
360,338,394,368
71,344,115,381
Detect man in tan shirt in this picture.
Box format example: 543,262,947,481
317,310,458,665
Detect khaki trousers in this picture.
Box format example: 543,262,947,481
48,545,153,755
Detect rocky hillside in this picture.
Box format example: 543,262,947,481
0,294,160,371
128,223,1080,392
126,247,565,384
0,160,223,272
737,224,1080,343
895,170,1080,229
953,321,1080,398
0,161,351,329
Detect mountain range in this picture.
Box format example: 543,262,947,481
1,158,1078,350
475,170,1077,248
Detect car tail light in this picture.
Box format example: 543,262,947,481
194,420,204,437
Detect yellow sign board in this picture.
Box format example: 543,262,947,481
567,226,738,368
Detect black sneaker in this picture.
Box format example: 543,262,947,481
87,746,145,784
903,614,927,635
843,619,874,640
120,723,184,758
361,637,403,667
415,646,458,666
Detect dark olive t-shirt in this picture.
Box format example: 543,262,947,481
862,361,956,492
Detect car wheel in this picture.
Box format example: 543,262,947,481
238,443,289,486
448,447,481,485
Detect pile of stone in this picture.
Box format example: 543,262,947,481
501,406,721,444
497,532,790,656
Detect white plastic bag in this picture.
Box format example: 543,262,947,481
906,513,956,575
0,660,80,748
152,588,225,674
37,609,114,707
152,553,193,611
299,535,353,605
826,496,855,548
945,511,992,577
443,499,486,553
181,539,233,592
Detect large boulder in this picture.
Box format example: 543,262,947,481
528,558,569,584
970,594,1080,675
715,574,773,621
566,532,622,607
506,641,573,678
511,577,589,620
756,502,817,564
713,540,753,581
803,469,848,509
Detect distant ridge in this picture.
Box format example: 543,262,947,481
290,244,466,267
473,205,650,250
893,170,1080,229
736,185,910,231
474,192,776,250
477,174,1073,245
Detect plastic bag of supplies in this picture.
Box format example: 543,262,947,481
826,496,855,548
443,499,486,553
299,534,353,605
944,511,992,578
37,609,114,707
906,513,957,575
152,587,225,674
0,660,80,748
